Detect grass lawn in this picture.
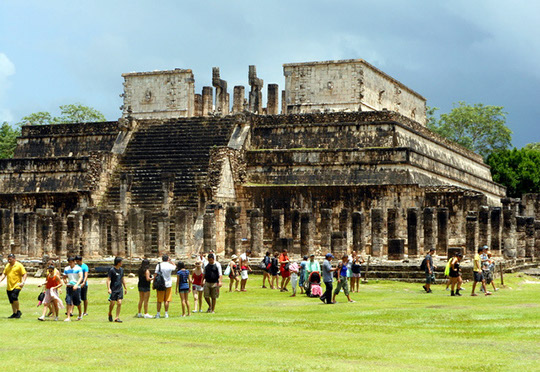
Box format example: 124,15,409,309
0,273,539,371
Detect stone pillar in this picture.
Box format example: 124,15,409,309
339,208,351,252
0,209,12,255
423,208,436,254
466,213,478,255
12,213,23,255
156,212,169,255
88,209,99,257
81,210,91,257
173,209,187,256
248,65,263,114
490,207,502,254
225,206,241,257
99,211,111,256
502,203,517,258
388,239,405,260
37,209,54,257
352,211,364,253
300,211,313,257
525,217,535,258
194,94,203,117
387,208,398,240
119,173,132,214
478,206,490,248
143,210,153,257
320,209,332,251
516,216,526,258
331,232,347,257
291,210,300,242
203,210,216,253
437,208,449,254
66,214,76,257
407,208,419,257
212,67,229,115
371,208,383,257
535,220,540,258
250,209,264,256
55,215,67,258
233,86,245,113
281,90,286,114
271,209,284,247
127,209,144,257
267,84,279,115
202,86,213,116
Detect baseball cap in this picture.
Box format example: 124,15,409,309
325,253,334,259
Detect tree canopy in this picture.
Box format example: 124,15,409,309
0,121,19,159
427,102,512,157
18,103,106,126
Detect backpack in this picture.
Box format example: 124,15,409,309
420,257,427,271
153,263,166,291
259,258,267,270
444,258,452,276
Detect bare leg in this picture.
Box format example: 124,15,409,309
164,301,170,312
116,299,122,319
143,292,150,314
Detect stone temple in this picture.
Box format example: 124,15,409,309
0,58,539,262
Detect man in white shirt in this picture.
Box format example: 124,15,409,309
155,255,176,318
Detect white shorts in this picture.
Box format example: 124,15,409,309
193,285,204,292
241,270,249,280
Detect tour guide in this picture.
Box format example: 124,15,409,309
0,253,28,318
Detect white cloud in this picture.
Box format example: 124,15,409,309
0,53,15,122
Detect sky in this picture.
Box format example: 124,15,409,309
0,0,539,148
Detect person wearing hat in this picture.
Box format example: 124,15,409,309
191,260,204,312
319,253,336,304
38,265,64,321
227,254,240,292
0,253,27,318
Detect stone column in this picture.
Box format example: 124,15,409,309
202,86,213,116
437,208,449,255
267,84,279,115
225,206,241,257
387,208,398,240
81,210,91,257
194,94,203,117
423,208,436,254
300,211,313,257
18,213,28,256
250,209,264,256
12,213,23,255
99,211,111,256
407,208,419,257
248,65,263,114
466,213,478,255
37,209,54,257
233,86,245,113
0,209,12,255
371,208,383,257
271,209,284,247
203,210,216,253
516,216,526,258
490,207,501,254
502,203,517,258
57,215,67,258
173,209,187,256
388,239,405,260
525,217,535,258
339,208,351,252
119,174,132,215
143,211,153,257
212,67,229,115
156,212,169,255
127,209,143,257
352,211,364,253
320,209,332,251
66,214,76,257
331,232,347,257
478,206,490,248
535,220,540,258
291,210,300,242
110,212,120,256
281,90,286,114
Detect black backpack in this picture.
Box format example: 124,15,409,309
153,263,166,291
420,257,427,271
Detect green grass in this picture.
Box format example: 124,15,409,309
1,274,539,371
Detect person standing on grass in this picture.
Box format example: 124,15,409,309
191,260,204,312
175,261,191,317
449,253,463,296
269,251,280,289
485,251,498,292
203,253,222,313
75,256,89,316
107,257,127,323
63,257,83,321
472,247,491,296
279,248,291,292
155,255,176,318
38,265,64,321
423,249,435,293
0,253,27,318
319,253,336,304
298,255,308,294
289,260,300,297
137,259,153,319
227,255,240,292
239,249,252,292
332,254,355,303
261,251,271,289
350,251,364,293
304,254,320,292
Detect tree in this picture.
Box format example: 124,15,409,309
427,102,512,157
486,147,540,197
0,122,20,159
524,142,540,151
17,103,106,126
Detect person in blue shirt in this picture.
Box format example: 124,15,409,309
298,255,308,294
75,256,89,316
175,261,191,317
333,254,355,303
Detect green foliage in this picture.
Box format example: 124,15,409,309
0,121,20,159
17,103,106,126
524,142,540,151
427,101,511,157
487,147,540,197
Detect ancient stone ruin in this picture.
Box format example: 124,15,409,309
1,58,539,262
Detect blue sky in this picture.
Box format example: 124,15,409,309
1,0,539,148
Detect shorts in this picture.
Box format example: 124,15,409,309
449,271,460,278
193,285,204,292
204,282,220,299
156,287,173,303
473,271,484,282
138,286,151,293
280,268,290,278
66,286,81,306
109,290,123,302
483,270,493,284
6,289,20,304
425,273,435,284
178,289,189,294
80,285,88,301
241,270,249,280
352,273,362,278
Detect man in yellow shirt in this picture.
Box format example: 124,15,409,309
0,253,28,318
471,247,491,296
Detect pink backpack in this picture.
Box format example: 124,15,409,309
311,284,323,297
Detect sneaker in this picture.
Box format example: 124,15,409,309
108,314,113,322
114,318,123,323
422,285,427,292
54,317,58,321
451,293,456,296
83,313,89,316
446,287,450,291
77,316,83,321
38,316,45,321
427,289,433,293
8,313,17,319
456,292,462,296
485,292,492,296
143,314,153,319
349,300,356,303
495,288,499,292
14,311,21,319
199,310,203,313
471,293,478,296
64,318,71,322
280,289,286,292
164,313,169,319
136,313,143,318
155,313,160,319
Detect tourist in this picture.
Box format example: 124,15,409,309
289,260,300,297
203,253,222,313
198,252,208,268
422,248,435,293
62,256,83,321
279,248,291,292
333,254,354,303
472,247,491,296
75,256,89,316
137,259,154,318
0,254,27,318
191,260,204,312
298,255,308,294
269,251,280,289
227,254,240,292
350,251,364,293
319,253,336,304
155,255,176,318
175,261,191,317
239,249,252,292
38,265,64,321
261,251,271,288
485,250,498,292
449,253,463,296
304,254,320,292
107,256,127,323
